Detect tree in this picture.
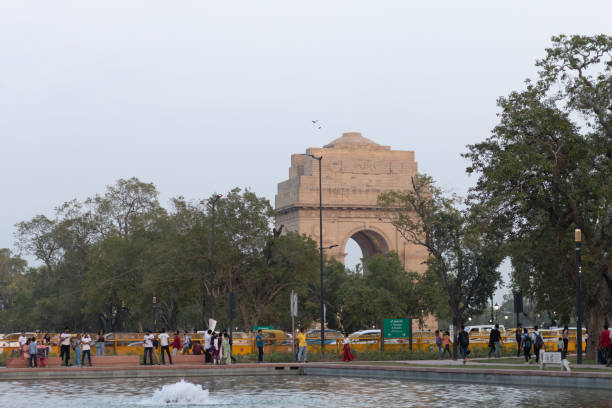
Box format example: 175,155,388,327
464,35,612,357
379,174,504,357
332,253,422,333
0,249,29,331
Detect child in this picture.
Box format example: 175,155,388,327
442,331,452,358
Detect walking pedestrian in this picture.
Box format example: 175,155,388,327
212,332,222,365
158,328,172,365
182,330,191,355
435,330,443,360
221,329,235,363
59,327,72,367
532,325,544,363
557,337,565,359
28,337,38,368
598,324,612,367
81,331,92,366
458,325,470,365
18,331,27,360
96,329,105,356
342,333,355,362
296,328,308,363
515,323,523,357
204,329,212,363
222,333,231,365
442,331,452,358
488,324,501,358
255,329,264,363
172,330,181,356
562,325,569,356
72,333,82,366
143,329,154,365
521,328,532,363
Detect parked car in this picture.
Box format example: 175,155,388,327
305,329,343,345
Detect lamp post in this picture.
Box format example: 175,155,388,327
306,153,325,353
575,228,583,364
205,194,223,329
490,295,494,323
121,300,127,331
152,296,158,332
494,303,499,322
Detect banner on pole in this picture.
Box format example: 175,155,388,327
290,291,298,317
208,318,217,332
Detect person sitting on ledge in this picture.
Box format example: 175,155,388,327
192,341,204,355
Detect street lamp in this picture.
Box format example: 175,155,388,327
320,244,338,331
207,194,223,328
305,153,326,354
152,296,158,332
494,303,499,322
575,228,583,364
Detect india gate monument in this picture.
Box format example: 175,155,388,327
275,132,428,275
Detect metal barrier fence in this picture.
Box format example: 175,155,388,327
0,331,587,357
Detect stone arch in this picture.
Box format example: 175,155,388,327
275,132,428,275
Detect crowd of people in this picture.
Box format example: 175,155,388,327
432,322,612,367
140,328,234,366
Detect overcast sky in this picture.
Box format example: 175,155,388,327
2,1,610,302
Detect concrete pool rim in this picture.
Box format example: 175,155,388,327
0,363,611,390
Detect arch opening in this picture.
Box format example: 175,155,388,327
344,229,389,273
344,237,364,274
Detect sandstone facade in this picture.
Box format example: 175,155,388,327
275,132,429,275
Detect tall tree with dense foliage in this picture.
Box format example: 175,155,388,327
464,35,611,357
379,174,504,356
5,179,322,333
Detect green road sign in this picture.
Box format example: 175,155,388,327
252,326,275,331
383,318,411,338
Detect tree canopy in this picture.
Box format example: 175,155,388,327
464,34,611,357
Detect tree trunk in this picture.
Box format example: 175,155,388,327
585,282,612,361
451,312,460,360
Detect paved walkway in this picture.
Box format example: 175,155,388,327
392,357,608,370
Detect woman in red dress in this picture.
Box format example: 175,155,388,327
342,333,355,362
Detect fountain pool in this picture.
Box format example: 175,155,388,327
0,375,610,407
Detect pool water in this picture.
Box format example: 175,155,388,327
0,375,610,407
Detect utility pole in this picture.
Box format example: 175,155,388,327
206,194,222,329
306,153,325,354
575,228,583,364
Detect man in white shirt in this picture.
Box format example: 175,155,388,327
204,330,212,363
158,328,172,365
143,329,155,365
18,331,27,359
81,331,92,366
59,327,72,367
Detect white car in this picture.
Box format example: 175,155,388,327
464,325,506,334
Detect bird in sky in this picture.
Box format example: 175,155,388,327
311,120,322,130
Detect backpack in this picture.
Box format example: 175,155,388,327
522,334,531,348
534,332,543,349
459,331,469,346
